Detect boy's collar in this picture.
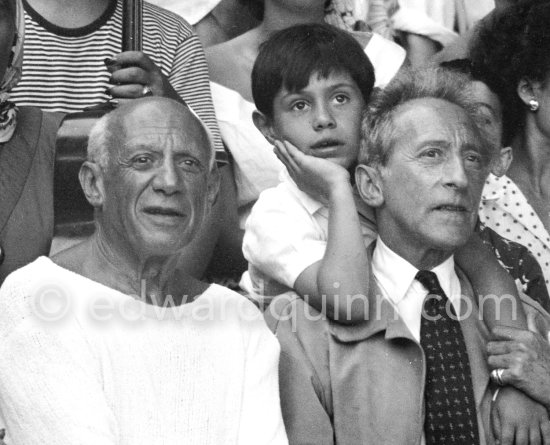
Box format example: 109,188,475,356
280,169,326,215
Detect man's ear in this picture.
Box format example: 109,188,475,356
492,146,513,177
517,77,539,108
252,110,277,145
356,163,384,207
206,166,221,209
79,161,105,208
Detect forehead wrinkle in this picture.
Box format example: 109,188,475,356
119,132,209,170
114,98,213,167
393,102,484,154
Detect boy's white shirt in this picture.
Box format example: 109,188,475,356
241,170,377,305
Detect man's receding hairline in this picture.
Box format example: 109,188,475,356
104,98,214,169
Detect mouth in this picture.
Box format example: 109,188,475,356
433,204,470,213
142,206,185,218
310,139,345,150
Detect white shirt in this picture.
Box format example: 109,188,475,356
242,171,377,305
371,236,462,342
0,257,288,445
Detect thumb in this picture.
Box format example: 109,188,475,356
491,399,501,443
527,310,538,333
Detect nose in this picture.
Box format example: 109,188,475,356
443,153,468,190
313,103,336,130
152,158,180,195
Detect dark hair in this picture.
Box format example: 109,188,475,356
360,67,494,167
469,0,550,146
439,58,498,89
251,23,375,117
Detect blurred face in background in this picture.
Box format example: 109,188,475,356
470,80,503,148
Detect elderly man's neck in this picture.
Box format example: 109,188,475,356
53,230,206,305
91,231,180,301
379,236,454,271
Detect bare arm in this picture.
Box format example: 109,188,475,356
455,232,527,331
275,141,370,324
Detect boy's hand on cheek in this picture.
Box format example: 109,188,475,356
274,140,351,203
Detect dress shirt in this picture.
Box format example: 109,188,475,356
242,170,377,306
371,236,462,342
372,237,466,445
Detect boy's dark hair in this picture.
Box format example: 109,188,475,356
252,23,375,118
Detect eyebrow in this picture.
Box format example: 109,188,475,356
416,139,487,153
282,81,358,97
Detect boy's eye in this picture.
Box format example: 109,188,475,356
333,94,350,104
291,100,309,111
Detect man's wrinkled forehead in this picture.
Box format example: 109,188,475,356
393,98,487,151
116,99,210,155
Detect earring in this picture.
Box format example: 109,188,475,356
529,99,539,111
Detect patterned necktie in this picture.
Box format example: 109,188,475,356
416,270,480,445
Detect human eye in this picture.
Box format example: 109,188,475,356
420,147,442,158
477,110,494,127
290,100,309,112
132,154,154,169
333,93,350,105
464,151,484,169
177,157,202,172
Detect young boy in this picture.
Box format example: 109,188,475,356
243,23,550,440
242,23,375,316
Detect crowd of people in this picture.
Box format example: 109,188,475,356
2,0,550,444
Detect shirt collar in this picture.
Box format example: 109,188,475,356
372,236,456,304
280,169,325,216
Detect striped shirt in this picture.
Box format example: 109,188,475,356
11,0,227,162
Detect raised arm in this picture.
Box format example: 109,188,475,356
274,141,372,323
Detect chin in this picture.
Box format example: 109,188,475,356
427,229,472,252
138,234,191,257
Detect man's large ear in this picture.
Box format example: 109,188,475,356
492,146,513,177
356,163,385,208
252,110,277,145
79,161,105,208
206,165,221,208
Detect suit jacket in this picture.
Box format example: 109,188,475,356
264,268,495,445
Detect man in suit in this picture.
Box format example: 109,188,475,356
263,68,546,445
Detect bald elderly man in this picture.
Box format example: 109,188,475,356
0,98,288,445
